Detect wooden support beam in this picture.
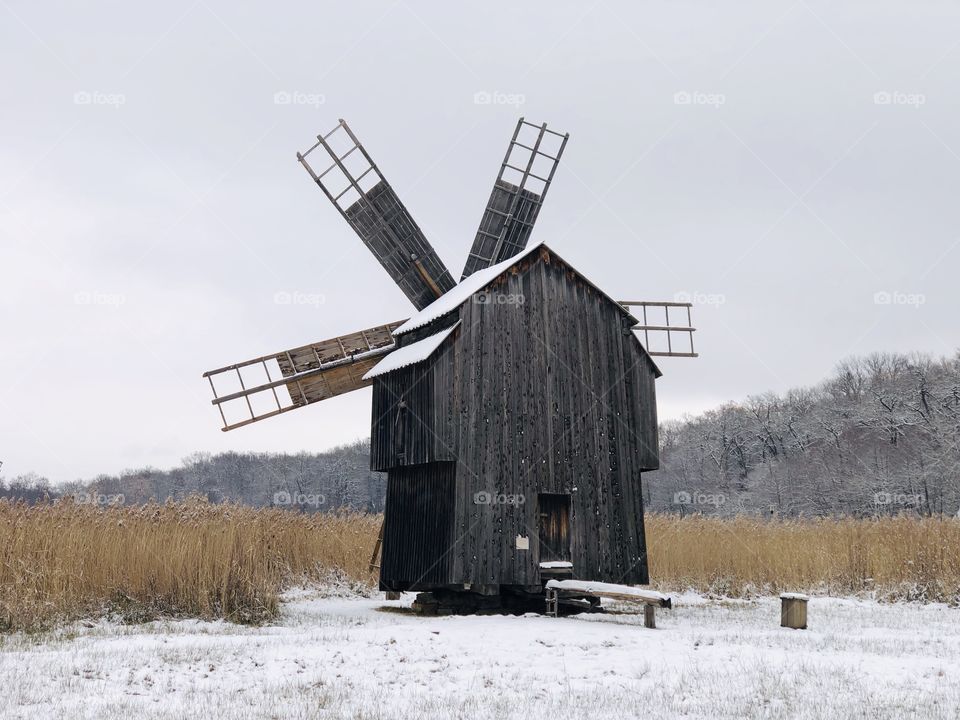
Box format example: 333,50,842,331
644,604,656,629
369,520,385,572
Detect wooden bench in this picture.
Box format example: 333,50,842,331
545,579,672,628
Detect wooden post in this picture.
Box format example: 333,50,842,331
385,591,401,600
780,593,808,629
368,520,384,573
643,604,656,629
545,588,559,617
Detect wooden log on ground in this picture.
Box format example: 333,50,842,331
780,593,808,630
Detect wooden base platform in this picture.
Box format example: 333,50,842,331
410,589,603,617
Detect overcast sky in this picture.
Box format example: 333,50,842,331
2,1,958,484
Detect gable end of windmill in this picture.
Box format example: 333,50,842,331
384,242,663,378
369,241,661,593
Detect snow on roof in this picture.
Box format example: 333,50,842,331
539,561,574,569
393,242,547,336
393,241,642,339
361,322,460,380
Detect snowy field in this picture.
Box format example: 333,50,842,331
2,590,958,720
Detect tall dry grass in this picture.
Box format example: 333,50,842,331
0,497,379,631
2,501,958,631
646,513,960,602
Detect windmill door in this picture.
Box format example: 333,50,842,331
538,493,571,562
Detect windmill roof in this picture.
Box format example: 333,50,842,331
393,241,640,336
362,321,460,380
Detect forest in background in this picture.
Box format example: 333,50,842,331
650,351,960,518
3,351,959,518
2,439,385,513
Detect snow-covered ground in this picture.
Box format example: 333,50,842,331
2,590,958,719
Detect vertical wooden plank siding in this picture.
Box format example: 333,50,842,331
451,249,658,587
379,462,456,589
369,337,457,472
372,248,659,589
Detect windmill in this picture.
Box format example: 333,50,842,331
203,118,697,611
203,118,572,430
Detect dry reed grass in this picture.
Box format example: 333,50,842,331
0,497,379,631
2,501,958,631
646,513,960,602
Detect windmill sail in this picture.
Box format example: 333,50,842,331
203,321,404,431
297,120,455,310
619,301,698,358
461,118,569,280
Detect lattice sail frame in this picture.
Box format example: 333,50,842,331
297,120,455,310
461,118,569,280
619,301,698,358
203,321,404,431
205,120,705,437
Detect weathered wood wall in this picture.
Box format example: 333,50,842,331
448,248,657,587
379,462,456,589
369,341,456,471
374,247,659,590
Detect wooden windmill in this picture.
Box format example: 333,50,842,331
203,118,697,609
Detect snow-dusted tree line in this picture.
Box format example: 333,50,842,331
646,352,960,518
3,352,958,517
0,439,386,513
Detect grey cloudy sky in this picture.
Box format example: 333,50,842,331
2,1,957,484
